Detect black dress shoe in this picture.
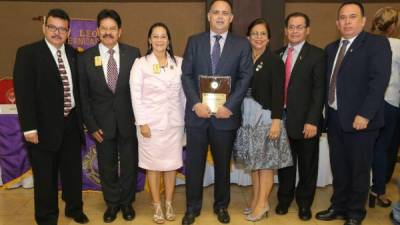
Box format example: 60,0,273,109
182,212,198,225
121,205,135,221
316,207,346,221
214,208,230,224
298,208,312,221
344,218,362,225
275,204,289,215
66,212,89,224
103,206,120,223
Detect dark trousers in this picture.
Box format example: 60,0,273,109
27,110,83,225
185,125,236,214
327,108,379,220
96,130,138,208
372,101,400,194
277,136,319,209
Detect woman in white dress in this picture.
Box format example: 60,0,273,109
130,22,185,224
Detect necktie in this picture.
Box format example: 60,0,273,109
284,47,294,106
56,50,72,117
328,40,349,105
211,35,222,75
107,48,118,93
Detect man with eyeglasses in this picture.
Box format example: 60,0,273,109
274,12,325,221
316,2,391,225
13,8,89,225
78,9,140,223
181,0,252,224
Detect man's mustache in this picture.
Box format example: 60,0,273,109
102,34,114,39
51,35,62,40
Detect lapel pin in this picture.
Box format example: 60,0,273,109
153,64,161,74
94,56,102,67
256,61,263,71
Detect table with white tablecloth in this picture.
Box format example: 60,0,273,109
0,103,332,189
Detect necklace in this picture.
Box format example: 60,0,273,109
160,61,168,72
252,52,262,63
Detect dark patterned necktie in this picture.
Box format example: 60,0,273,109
211,35,222,75
328,39,349,105
56,50,72,117
107,49,118,93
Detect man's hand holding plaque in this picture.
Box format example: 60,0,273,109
193,103,211,118
215,105,232,119
199,75,231,117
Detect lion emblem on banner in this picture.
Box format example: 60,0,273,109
6,88,15,104
82,144,101,186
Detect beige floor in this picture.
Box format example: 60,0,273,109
0,177,398,225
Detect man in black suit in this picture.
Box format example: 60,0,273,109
275,12,325,221
181,0,252,224
13,9,89,225
315,2,392,225
78,9,140,223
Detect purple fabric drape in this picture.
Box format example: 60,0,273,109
0,115,145,191
0,114,30,184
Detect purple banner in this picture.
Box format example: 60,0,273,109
0,114,145,191
81,134,146,191
0,114,30,185
68,19,98,52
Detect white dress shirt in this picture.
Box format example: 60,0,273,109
385,38,400,108
99,43,120,81
329,35,357,110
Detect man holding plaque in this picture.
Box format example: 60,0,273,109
181,0,253,224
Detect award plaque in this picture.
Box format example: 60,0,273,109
199,75,231,114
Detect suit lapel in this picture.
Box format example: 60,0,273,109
91,45,112,92
277,47,286,59
115,44,127,92
39,40,60,77
290,42,309,78
340,31,366,69
202,32,212,75
216,33,233,75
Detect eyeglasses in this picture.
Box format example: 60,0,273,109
287,25,307,31
46,24,69,34
98,26,119,33
250,32,268,37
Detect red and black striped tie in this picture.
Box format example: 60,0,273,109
57,50,72,117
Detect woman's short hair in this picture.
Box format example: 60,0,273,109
371,7,399,35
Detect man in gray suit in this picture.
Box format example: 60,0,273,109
78,9,140,223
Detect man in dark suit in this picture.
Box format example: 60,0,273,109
181,0,252,224
13,9,89,225
78,9,140,223
315,2,392,225
275,12,325,221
